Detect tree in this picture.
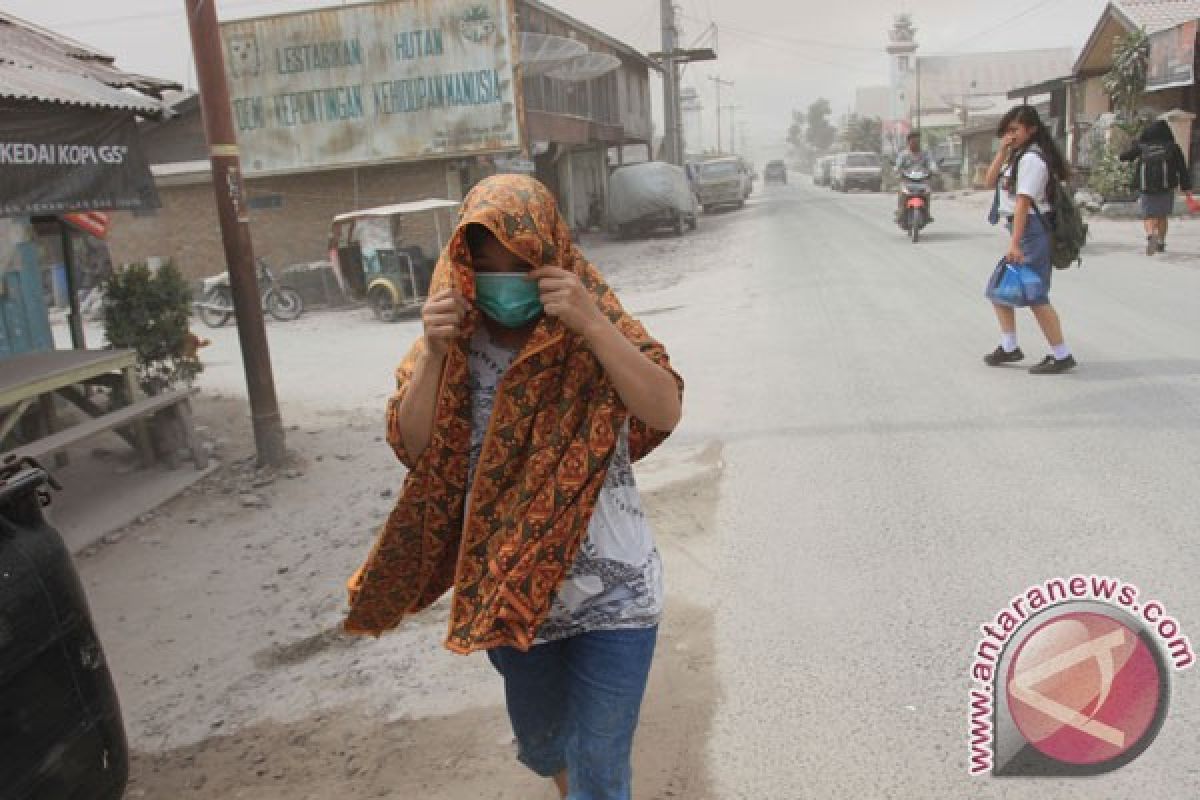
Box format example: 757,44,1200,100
840,115,883,153
1103,28,1150,128
1092,27,1148,198
103,262,202,396
787,109,807,152
805,98,836,153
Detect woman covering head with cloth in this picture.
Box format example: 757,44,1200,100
345,174,683,800
984,105,1077,375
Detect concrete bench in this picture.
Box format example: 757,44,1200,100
1,388,207,471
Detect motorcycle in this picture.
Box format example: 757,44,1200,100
196,257,304,328
897,167,932,243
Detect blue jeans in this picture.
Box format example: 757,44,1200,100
486,627,658,800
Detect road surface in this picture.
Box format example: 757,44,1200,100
80,176,1200,798
663,178,1200,797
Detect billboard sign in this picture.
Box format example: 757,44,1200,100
1147,20,1197,92
0,106,159,217
220,0,521,175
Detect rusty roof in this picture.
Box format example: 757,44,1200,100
1116,0,1200,33
0,11,178,112
0,64,164,113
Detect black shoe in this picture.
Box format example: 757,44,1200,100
1029,354,1078,375
1158,240,1166,253
984,346,1024,366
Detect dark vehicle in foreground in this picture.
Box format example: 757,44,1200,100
1,458,128,800
609,161,699,237
764,160,788,184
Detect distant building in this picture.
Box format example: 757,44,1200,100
109,0,658,281
1068,0,1200,174
884,14,918,153
909,48,1074,131
0,11,175,356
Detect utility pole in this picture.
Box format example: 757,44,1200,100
184,0,287,467
723,104,740,154
659,0,679,164
915,57,922,134
650,12,716,164
709,75,733,154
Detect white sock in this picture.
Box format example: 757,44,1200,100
1001,333,1019,353
1052,343,1071,360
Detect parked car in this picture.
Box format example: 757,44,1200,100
1,458,129,800
831,151,884,192
696,157,750,211
764,160,788,184
741,158,757,197
608,161,698,237
813,156,834,187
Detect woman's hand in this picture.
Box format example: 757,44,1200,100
1006,241,1026,265
421,289,470,358
529,267,605,335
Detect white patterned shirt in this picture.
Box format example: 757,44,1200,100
465,328,663,643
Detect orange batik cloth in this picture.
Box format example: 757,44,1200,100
344,176,682,654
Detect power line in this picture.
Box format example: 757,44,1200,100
941,0,1059,53
678,13,878,54
705,26,883,76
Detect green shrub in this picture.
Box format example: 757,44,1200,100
103,262,201,396
1087,141,1136,201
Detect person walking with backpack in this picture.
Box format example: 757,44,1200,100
344,174,683,800
983,105,1077,375
1120,119,1193,255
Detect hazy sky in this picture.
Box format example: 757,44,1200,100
8,0,1109,160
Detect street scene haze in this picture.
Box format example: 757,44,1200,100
2,1,1199,799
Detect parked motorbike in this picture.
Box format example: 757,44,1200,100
196,258,304,327
897,167,932,243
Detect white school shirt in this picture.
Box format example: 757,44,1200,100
998,147,1053,215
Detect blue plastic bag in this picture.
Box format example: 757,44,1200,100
986,259,1045,307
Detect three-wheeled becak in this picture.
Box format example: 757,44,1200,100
328,199,460,322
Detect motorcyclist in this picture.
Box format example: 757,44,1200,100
895,132,937,223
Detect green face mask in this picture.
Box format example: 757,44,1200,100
474,273,544,328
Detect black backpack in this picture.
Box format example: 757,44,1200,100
1022,151,1087,269
1137,142,1175,193
1032,183,1088,269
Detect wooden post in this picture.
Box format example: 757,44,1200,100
59,222,85,350
123,365,154,467
184,0,287,467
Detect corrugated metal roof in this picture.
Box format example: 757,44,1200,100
0,63,163,113
1116,0,1200,34
0,12,178,110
